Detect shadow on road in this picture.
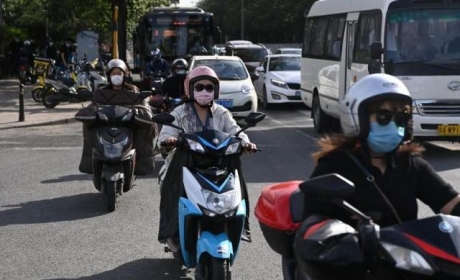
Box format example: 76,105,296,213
0,192,107,226
41,173,92,184
44,258,193,280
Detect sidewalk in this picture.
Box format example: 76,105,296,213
0,79,90,130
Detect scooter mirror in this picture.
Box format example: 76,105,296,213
244,112,266,126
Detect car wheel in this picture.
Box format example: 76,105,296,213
262,87,273,110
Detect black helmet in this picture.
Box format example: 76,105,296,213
151,48,161,61
172,58,188,74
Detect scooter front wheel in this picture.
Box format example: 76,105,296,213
196,255,230,280
31,87,44,102
41,88,60,108
106,180,117,212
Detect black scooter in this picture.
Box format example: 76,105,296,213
91,105,137,212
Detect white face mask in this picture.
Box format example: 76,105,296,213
110,75,123,86
194,91,214,105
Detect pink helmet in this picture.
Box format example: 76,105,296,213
184,66,220,100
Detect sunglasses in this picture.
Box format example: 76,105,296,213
372,109,410,126
194,83,215,92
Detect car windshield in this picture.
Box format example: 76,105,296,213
194,59,248,80
268,57,301,71
233,49,267,62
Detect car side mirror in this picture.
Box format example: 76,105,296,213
370,42,383,60
255,66,264,72
250,73,259,81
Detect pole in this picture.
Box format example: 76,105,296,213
19,84,25,122
241,0,244,39
112,6,119,59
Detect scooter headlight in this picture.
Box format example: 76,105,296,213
381,242,434,275
225,142,240,155
186,139,205,153
201,189,235,215
100,137,128,159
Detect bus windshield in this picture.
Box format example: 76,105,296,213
386,8,460,75
146,16,211,57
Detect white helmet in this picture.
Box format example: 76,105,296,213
339,73,412,138
107,58,127,75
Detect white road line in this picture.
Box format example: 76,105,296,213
265,115,318,142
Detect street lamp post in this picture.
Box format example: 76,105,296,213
241,0,244,39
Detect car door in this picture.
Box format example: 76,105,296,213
254,57,268,98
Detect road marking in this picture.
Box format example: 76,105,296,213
5,147,81,150
265,115,318,142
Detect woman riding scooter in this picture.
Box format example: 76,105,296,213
156,66,257,244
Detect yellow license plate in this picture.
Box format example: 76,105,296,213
437,125,460,136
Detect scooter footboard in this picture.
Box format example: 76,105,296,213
197,232,234,260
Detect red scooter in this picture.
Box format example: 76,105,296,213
255,174,460,280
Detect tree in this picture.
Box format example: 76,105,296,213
197,0,315,43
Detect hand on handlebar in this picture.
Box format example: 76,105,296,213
160,137,178,151
243,142,261,154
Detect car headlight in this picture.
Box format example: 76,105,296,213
201,189,236,215
186,139,205,153
271,79,288,89
381,242,434,275
225,142,240,155
100,137,128,159
241,84,253,94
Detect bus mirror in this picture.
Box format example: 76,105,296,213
370,42,383,60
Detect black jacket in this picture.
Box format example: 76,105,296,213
307,150,458,227
75,84,157,176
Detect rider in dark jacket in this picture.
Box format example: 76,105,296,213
75,59,157,178
161,58,188,99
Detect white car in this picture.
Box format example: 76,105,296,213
188,55,258,118
253,54,302,109
275,48,302,55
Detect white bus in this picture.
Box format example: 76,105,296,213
300,0,460,140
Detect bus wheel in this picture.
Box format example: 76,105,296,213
312,94,329,133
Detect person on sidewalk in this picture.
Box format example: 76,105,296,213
75,58,157,178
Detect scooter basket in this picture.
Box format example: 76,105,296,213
254,180,302,256
33,57,52,78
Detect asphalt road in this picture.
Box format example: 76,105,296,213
1,104,460,280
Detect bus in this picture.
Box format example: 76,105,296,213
301,0,460,141
132,7,218,75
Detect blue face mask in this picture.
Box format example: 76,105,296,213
367,121,405,153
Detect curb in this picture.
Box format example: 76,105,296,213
0,117,78,130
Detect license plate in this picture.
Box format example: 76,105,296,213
215,99,233,108
437,125,460,136
295,90,301,97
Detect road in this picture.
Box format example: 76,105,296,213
1,104,460,280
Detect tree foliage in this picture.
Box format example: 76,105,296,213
0,0,167,48
197,0,316,43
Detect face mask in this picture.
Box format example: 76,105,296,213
194,90,214,105
366,121,405,153
110,75,124,86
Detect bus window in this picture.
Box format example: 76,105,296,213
325,15,346,60
310,17,328,57
302,19,314,57
354,11,382,63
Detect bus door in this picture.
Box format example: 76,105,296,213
340,12,359,101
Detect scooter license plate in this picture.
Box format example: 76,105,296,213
215,99,233,108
